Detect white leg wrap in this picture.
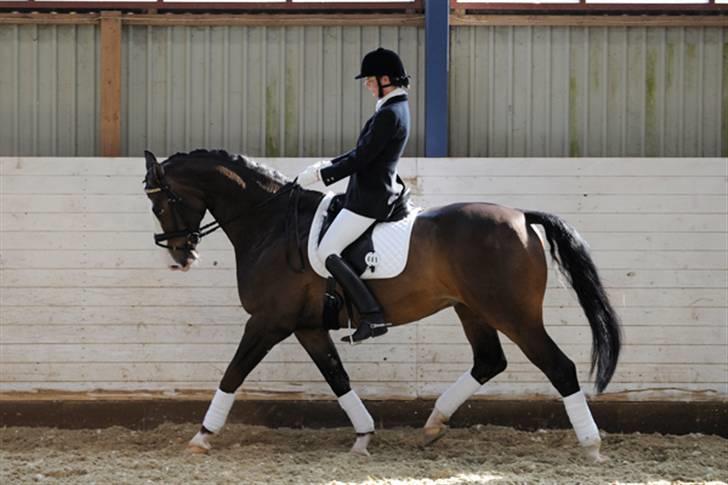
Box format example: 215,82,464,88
563,390,601,447
435,371,483,420
202,389,236,434
338,390,375,434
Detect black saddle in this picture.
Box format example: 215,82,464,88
317,187,414,276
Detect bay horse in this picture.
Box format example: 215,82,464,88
143,149,621,462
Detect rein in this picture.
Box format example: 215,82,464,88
198,179,301,237
147,179,306,272
281,181,306,273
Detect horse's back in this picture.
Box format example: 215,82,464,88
416,202,533,246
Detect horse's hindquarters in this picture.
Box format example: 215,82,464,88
368,203,548,327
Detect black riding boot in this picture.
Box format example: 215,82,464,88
325,254,389,343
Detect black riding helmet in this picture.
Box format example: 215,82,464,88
355,48,410,98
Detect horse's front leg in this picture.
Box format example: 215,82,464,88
188,315,292,453
295,328,374,456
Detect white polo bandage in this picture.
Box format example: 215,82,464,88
202,388,236,434
563,389,600,447
435,370,483,419
338,390,375,434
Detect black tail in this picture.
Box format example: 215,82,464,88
525,210,622,393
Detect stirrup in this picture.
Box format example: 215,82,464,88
341,321,390,344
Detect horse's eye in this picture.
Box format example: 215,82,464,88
153,206,165,217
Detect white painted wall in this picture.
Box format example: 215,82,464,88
1,157,726,399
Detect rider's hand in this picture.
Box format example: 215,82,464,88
297,160,330,187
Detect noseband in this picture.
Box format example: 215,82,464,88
146,179,302,258
144,183,215,252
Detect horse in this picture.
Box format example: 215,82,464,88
142,149,621,462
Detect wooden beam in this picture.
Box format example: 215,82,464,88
1,12,725,28
448,0,726,14
0,1,424,12
0,13,424,27
121,13,424,27
450,14,728,28
0,13,100,25
99,12,122,157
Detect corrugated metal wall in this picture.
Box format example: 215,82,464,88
121,25,426,158
1,23,726,157
0,25,100,156
450,26,727,157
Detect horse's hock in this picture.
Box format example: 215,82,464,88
0,156,726,437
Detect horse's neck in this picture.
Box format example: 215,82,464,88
183,158,322,263
204,175,284,249
212,185,322,267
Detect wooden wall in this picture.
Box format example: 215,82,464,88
1,157,726,399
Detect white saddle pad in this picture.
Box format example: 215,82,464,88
307,192,421,280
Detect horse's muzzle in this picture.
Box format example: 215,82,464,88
170,249,199,272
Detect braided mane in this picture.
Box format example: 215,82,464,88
164,149,291,190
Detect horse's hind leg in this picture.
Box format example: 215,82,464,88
423,304,507,445
506,322,606,462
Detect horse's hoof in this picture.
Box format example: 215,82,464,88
422,408,449,448
350,446,371,457
187,431,212,454
187,444,210,454
350,433,372,456
421,425,449,447
583,443,608,463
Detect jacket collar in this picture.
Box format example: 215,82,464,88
376,88,408,111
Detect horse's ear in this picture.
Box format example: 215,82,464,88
144,150,158,171
144,150,164,183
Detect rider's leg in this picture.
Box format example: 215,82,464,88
317,209,388,343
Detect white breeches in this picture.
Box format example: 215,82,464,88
317,208,376,261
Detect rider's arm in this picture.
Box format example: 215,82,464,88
319,109,397,186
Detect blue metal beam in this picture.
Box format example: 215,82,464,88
424,0,449,157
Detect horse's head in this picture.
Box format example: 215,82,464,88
143,150,206,271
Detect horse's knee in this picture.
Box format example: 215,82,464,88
218,331,289,393
323,355,351,396
472,353,507,385
330,377,351,397
219,367,244,393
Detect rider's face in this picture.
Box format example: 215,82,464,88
363,75,391,98
363,77,378,97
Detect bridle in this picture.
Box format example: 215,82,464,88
145,177,304,269
144,182,216,252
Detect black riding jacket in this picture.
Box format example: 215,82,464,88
320,94,410,220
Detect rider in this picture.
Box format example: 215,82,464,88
297,47,411,343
